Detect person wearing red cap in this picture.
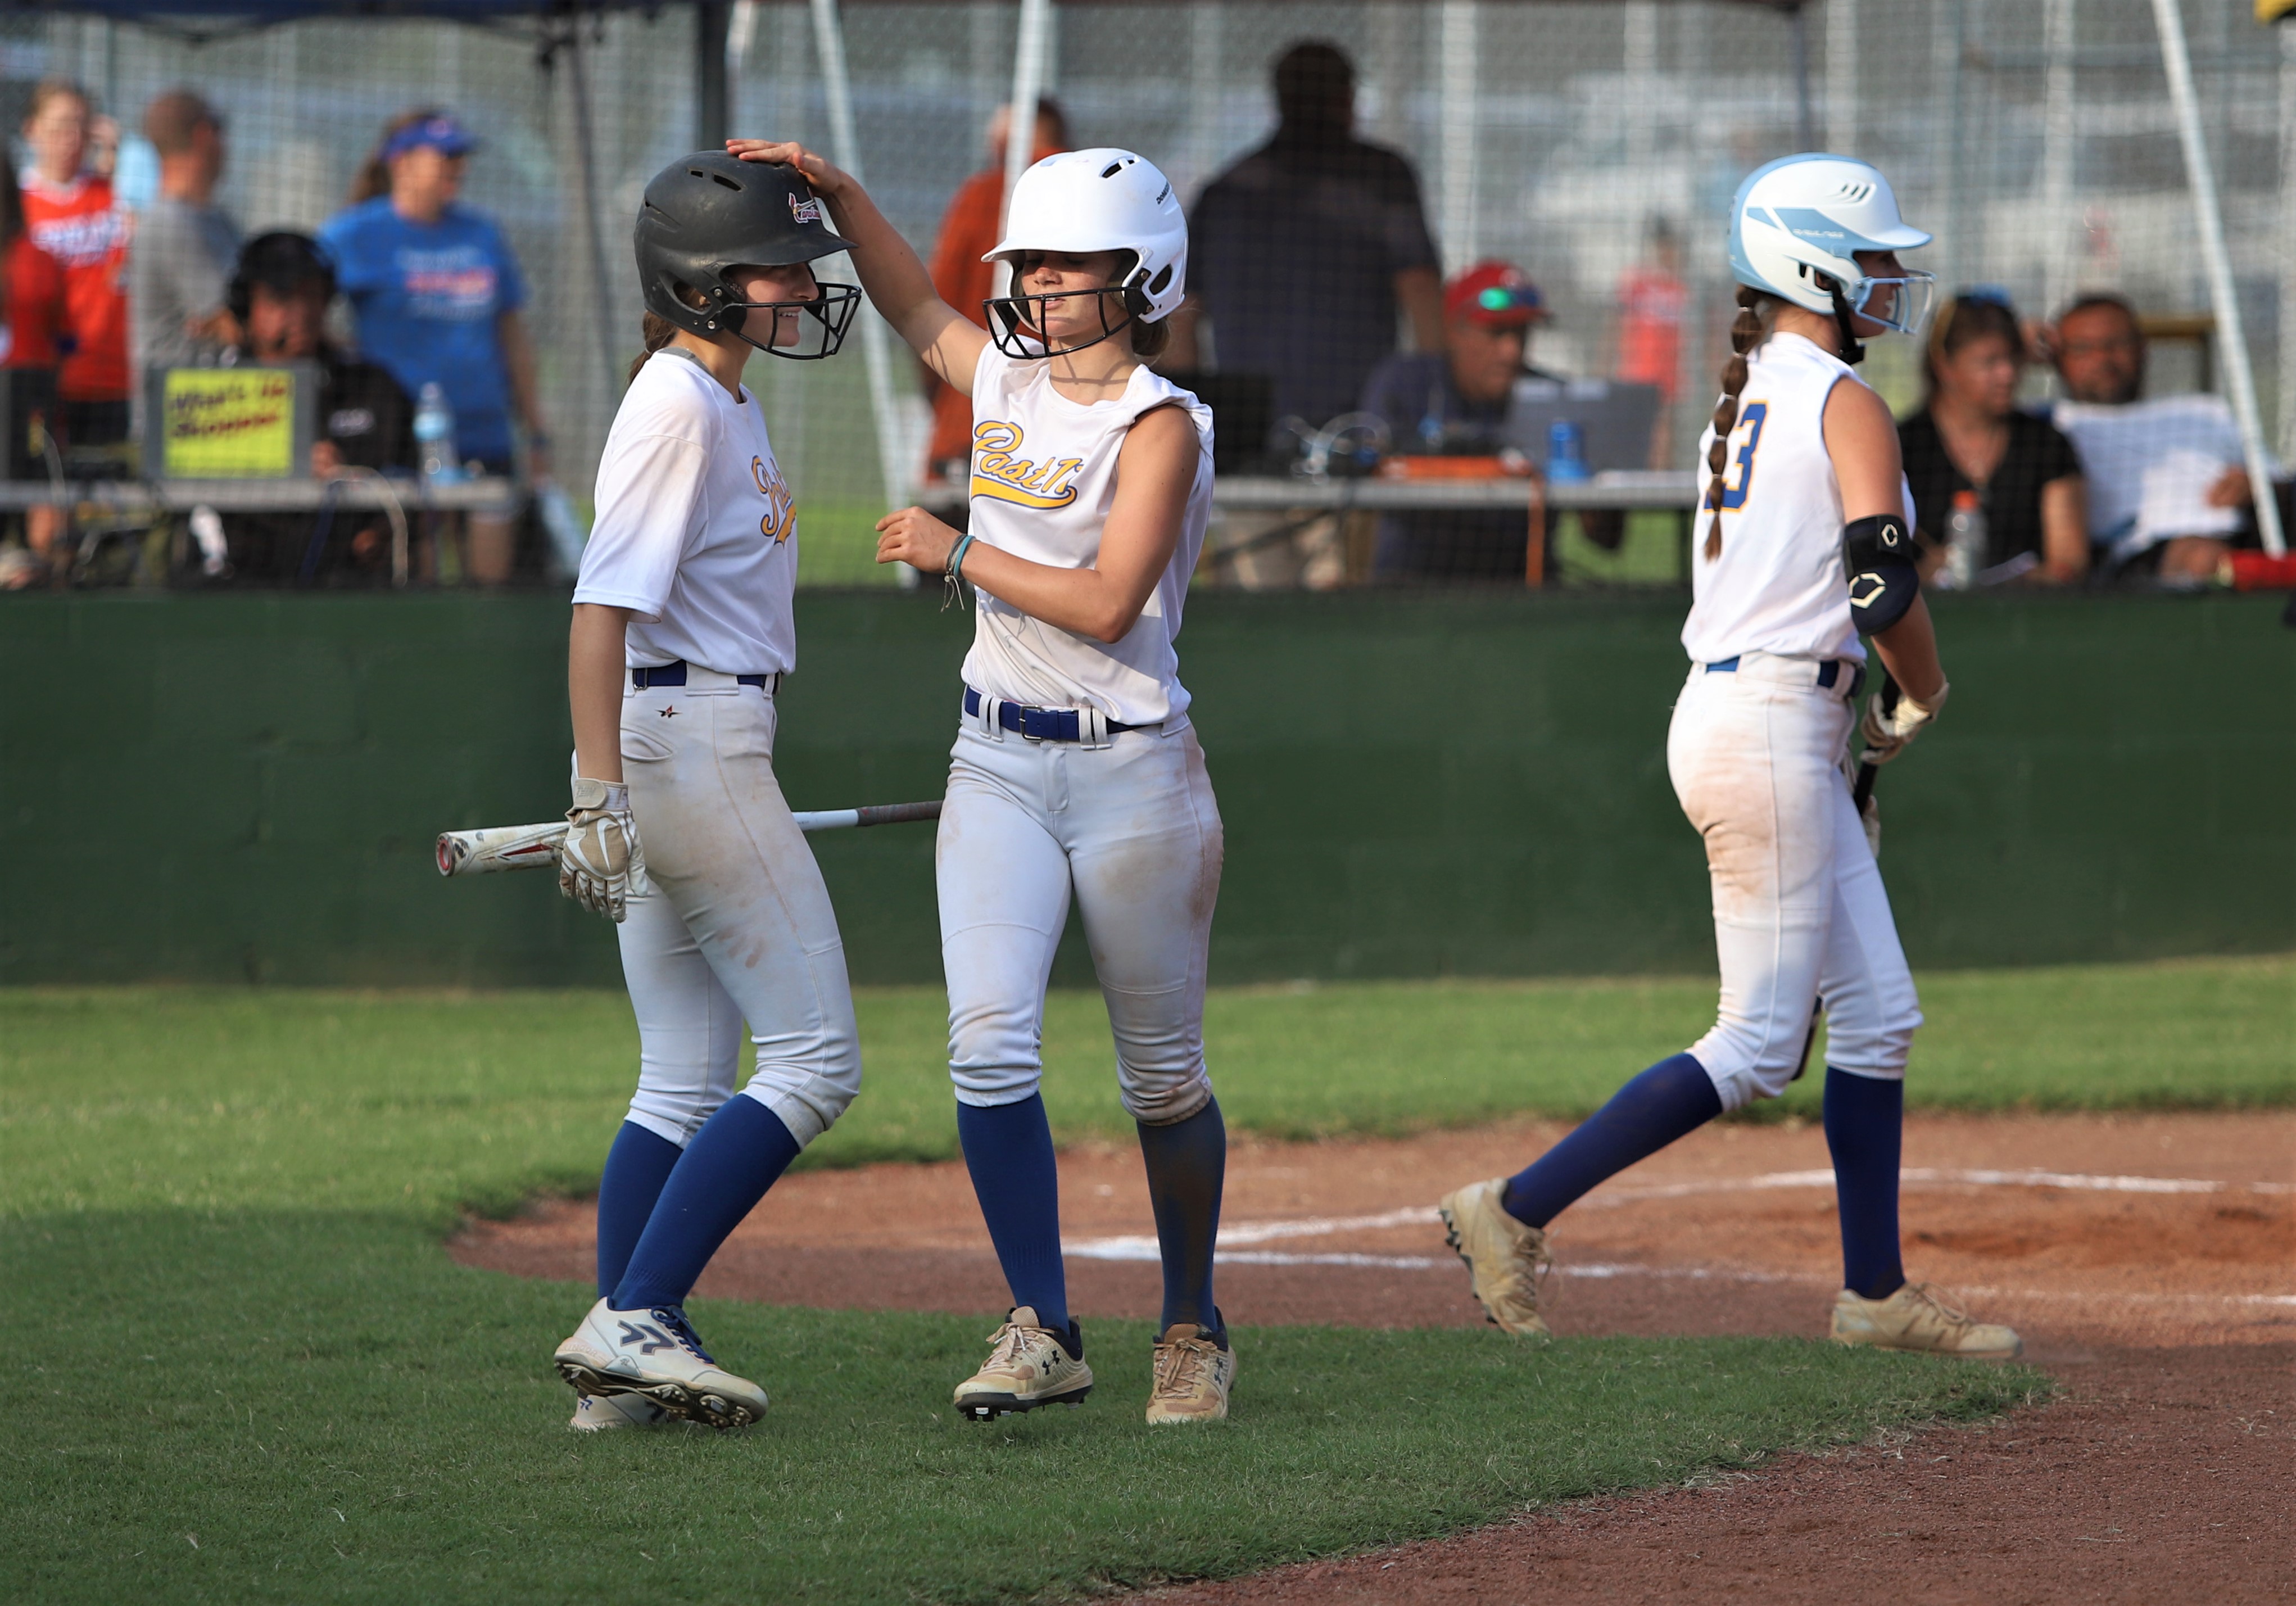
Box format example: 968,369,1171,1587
1357,260,1556,580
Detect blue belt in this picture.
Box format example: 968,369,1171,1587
631,661,780,691
963,686,1139,743
1704,655,1863,696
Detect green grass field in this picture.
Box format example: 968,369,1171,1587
8,956,2277,1601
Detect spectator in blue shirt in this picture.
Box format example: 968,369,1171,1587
319,110,547,585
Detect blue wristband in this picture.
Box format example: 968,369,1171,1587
947,532,977,583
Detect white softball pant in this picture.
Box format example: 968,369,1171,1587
1666,654,1921,1112
610,671,862,1150
938,714,1224,1125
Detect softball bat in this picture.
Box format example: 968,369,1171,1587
435,800,943,877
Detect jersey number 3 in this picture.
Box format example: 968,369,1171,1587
1708,401,1768,512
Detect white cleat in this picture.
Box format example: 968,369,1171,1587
553,1298,770,1429
569,1391,676,1432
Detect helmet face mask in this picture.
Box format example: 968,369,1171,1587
713,276,863,362
983,248,1149,360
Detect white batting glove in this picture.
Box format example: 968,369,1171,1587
1859,680,1949,768
559,777,647,923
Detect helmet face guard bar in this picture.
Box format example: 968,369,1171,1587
717,280,861,361
982,277,1145,360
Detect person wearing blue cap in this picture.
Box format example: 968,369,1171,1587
319,108,547,585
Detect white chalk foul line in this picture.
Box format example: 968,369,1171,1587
1058,1242,2296,1309
1062,1166,2289,1261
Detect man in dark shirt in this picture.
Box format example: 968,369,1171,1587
1166,41,1443,436
1359,261,1552,580
218,230,415,582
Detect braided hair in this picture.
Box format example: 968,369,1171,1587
1703,286,1775,560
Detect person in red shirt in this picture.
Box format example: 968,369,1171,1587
19,79,132,462
0,164,69,587
920,97,1069,485
1613,215,1688,467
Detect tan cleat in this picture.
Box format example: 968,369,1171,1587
953,1306,1093,1420
1146,1323,1237,1426
1438,1177,1554,1338
1831,1283,2023,1360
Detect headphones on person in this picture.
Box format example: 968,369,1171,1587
226,232,338,324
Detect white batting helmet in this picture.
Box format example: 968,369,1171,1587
1727,153,1935,337
984,148,1188,323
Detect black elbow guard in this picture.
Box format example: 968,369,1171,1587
1843,514,1919,634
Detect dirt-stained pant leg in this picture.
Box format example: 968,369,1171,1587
619,681,862,1148
1669,664,1857,1111
614,880,745,1145
1062,727,1224,1125
1813,779,1922,1080
938,730,1074,1107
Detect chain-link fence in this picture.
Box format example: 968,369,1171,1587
3,1,2288,585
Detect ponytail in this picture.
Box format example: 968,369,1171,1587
626,311,681,383
1703,286,1773,561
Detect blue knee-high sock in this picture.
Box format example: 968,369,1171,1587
1136,1097,1225,1338
596,1121,685,1300
1823,1066,1906,1300
1501,1053,1723,1228
955,1094,1072,1341
612,1095,802,1311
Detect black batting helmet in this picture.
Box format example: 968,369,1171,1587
633,151,860,360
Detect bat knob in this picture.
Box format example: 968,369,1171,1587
434,834,458,877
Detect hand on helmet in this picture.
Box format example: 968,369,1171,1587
727,138,850,197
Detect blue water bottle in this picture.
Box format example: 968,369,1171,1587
1546,418,1589,483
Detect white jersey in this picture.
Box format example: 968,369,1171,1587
959,345,1214,727
574,348,800,675
1683,332,1914,667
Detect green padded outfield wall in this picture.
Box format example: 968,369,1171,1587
2,590,2289,987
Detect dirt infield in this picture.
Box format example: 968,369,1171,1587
455,1112,2294,1602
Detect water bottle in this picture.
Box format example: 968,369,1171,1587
1546,418,1589,483
1940,490,1986,590
414,382,461,487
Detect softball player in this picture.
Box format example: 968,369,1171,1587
549,152,867,1431
732,136,1233,1424
1441,155,2019,1360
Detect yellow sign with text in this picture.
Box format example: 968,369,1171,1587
158,369,298,477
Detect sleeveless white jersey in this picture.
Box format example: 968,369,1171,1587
1682,332,1915,667
959,345,1215,727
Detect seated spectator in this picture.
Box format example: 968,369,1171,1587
19,79,132,469
1168,40,1443,434
1896,291,2086,585
1358,261,1551,581
320,110,547,585
2047,293,2267,585
212,232,416,583
132,90,242,386
0,164,70,589
922,97,1068,486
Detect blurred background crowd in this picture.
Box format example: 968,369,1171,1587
0,0,2286,593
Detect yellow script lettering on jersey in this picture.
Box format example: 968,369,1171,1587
970,420,1084,510
752,454,795,543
